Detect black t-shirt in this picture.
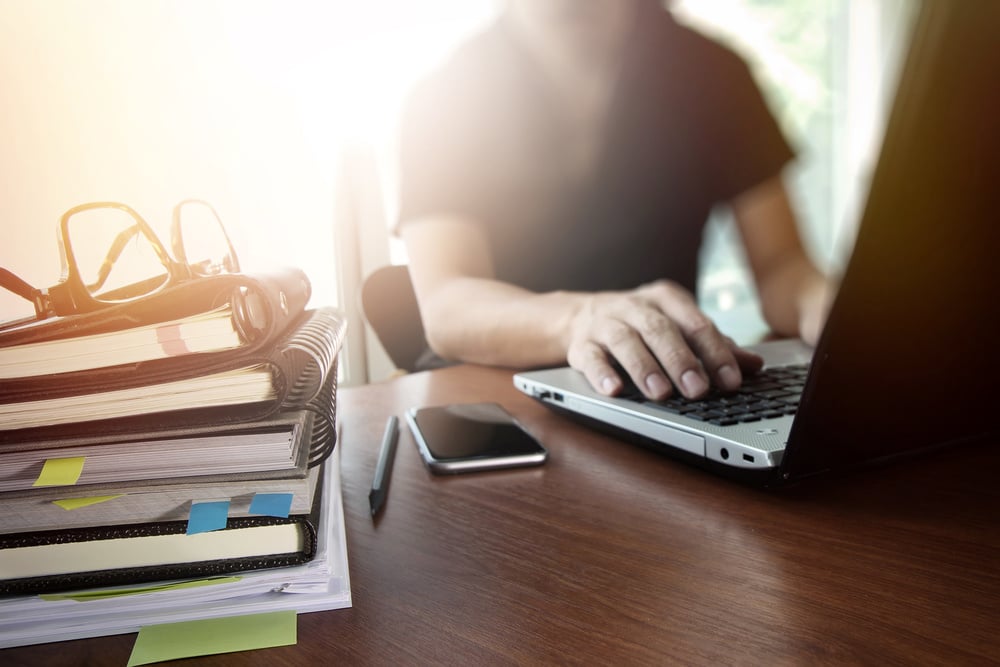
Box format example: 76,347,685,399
397,6,793,295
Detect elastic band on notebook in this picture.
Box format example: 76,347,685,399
156,324,191,356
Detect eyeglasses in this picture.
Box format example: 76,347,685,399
1,199,239,323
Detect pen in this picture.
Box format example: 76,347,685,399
369,415,399,517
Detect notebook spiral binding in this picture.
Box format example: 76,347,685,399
277,307,345,468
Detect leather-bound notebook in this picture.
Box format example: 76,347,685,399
0,461,326,597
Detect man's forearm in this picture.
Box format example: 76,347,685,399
757,254,828,340
421,277,586,368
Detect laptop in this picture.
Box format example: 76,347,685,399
514,0,1000,486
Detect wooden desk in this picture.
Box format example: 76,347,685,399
4,365,999,665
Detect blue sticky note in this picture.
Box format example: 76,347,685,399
249,493,294,518
187,501,230,535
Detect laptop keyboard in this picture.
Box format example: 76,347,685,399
620,363,809,426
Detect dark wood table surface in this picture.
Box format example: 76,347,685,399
4,364,1000,665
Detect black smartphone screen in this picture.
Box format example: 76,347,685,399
408,403,546,469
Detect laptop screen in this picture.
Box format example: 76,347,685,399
780,0,1000,480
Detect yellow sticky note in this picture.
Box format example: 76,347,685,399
127,611,297,666
33,457,86,487
52,495,124,510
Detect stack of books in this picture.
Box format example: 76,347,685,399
0,268,351,649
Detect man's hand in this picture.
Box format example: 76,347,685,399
566,280,763,400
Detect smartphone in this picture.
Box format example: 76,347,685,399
406,402,548,474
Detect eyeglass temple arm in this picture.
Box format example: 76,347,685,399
86,224,142,293
86,222,189,294
0,268,37,302
88,224,136,292
0,268,53,318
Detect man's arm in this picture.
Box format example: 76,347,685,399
401,215,577,368
401,216,762,400
731,175,834,345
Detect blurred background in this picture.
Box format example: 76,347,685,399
0,0,918,384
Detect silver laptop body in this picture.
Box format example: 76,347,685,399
515,340,812,480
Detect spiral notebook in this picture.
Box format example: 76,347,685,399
0,307,346,445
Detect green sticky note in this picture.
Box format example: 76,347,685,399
127,611,297,666
33,457,86,486
40,577,242,602
52,494,124,510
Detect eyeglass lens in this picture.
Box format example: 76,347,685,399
65,207,170,302
175,201,238,276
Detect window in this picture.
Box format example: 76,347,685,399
674,0,919,342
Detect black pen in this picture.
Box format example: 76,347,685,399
369,415,399,517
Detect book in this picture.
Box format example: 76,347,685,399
0,445,350,649
0,463,322,535
0,453,327,597
0,365,276,431
0,410,335,534
0,305,243,380
0,409,314,494
0,267,312,374
0,307,347,439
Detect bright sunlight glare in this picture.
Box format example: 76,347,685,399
0,0,497,321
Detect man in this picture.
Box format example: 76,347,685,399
396,0,831,400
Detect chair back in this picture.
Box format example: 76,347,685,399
360,264,429,373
